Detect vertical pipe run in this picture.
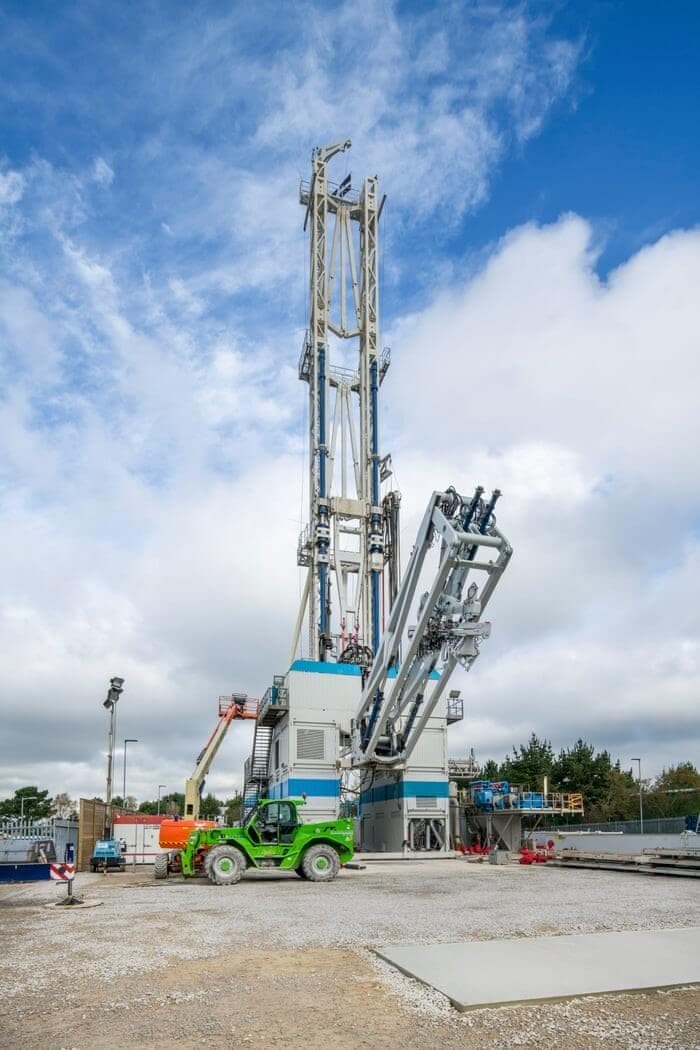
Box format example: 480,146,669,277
370,358,381,653
319,346,327,498
318,345,329,656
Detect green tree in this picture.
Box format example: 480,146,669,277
646,762,700,818
138,791,185,816
551,739,614,815
0,786,52,821
111,795,137,812
224,793,244,824
480,759,501,780
199,793,222,820
586,764,637,822
51,792,78,820
501,734,554,788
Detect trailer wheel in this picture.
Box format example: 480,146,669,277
301,844,340,882
154,854,169,879
206,845,245,886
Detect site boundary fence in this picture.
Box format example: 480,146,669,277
0,817,79,860
554,816,696,835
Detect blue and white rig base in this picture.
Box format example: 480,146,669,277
248,661,454,852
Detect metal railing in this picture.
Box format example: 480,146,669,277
446,696,464,724
555,816,693,835
218,694,258,718
519,792,584,813
258,683,289,723
0,818,79,862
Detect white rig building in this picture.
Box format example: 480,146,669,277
243,141,512,852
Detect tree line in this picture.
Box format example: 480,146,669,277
480,735,700,823
3,739,698,827
130,790,241,823
0,786,244,825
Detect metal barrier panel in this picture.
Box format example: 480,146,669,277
556,817,689,835
0,818,78,857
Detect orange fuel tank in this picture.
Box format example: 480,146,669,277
159,818,217,850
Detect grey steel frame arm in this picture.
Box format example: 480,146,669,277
351,487,512,767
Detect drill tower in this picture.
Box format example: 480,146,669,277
244,141,513,853
292,140,399,665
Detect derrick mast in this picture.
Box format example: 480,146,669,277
292,141,397,664
245,140,512,854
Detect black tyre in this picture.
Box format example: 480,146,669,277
154,854,169,880
294,867,308,879
206,845,246,886
301,844,340,883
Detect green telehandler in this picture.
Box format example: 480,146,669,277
155,797,354,885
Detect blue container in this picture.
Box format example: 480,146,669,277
0,863,51,883
473,788,494,810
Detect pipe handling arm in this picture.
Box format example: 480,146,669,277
351,486,512,767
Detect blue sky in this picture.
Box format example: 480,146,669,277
1,1,699,801
3,2,698,309
468,1,700,274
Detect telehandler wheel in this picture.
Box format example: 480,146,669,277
206,845,246,886
154,854,169,879
301,844,340,882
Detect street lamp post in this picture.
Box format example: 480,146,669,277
122,738,138,807
157,784,167,816
631,757,644,834
19,795,37,820
103,676,125,835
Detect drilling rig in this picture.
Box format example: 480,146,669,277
243,141,512,852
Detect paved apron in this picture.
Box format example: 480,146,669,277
376,926,700,1011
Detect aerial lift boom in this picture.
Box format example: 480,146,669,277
351,485,512,767
184,695,258,818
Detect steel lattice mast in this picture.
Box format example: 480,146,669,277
290,140,398,664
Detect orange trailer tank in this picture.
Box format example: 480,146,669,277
159,819,217,850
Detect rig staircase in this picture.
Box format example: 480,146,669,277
243,722,272,816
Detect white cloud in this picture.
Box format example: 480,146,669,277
0,168,25,205
2,208,699,805
389,216,700,770
92,156,114,186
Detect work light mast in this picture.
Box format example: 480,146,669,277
292,140,397,664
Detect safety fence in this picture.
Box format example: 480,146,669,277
0,817,79,860
554,816,695,835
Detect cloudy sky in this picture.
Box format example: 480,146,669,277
1,1,698,805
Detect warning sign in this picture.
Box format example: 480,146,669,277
49,862,75,882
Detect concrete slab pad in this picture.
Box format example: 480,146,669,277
376,927,700,1011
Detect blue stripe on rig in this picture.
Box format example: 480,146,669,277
267,777,341,800
288,660,440,680
359,780,450,805
289,660,362,676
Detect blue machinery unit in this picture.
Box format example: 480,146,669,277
243,143,513,851
447,775,586,851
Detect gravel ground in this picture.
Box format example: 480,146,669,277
1,859,698,1049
